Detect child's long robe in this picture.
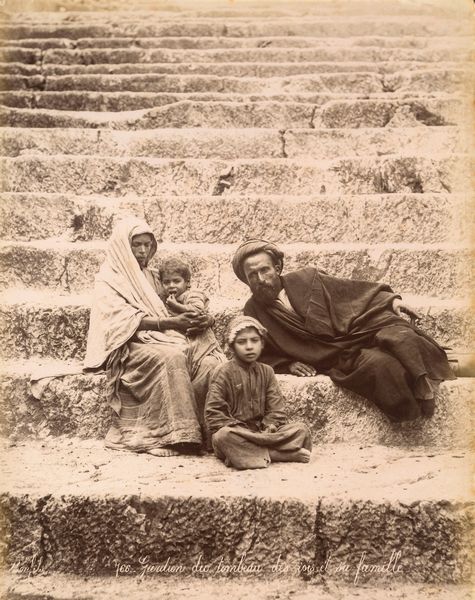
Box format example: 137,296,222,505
205,358,312,469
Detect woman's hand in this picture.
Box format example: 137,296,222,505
289,361,317,377
164,311,212,336
186,312,213,336
392,298,421,322
166,312,202,333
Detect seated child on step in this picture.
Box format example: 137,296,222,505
205,315,312,470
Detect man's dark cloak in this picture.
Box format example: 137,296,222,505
244,267,454,419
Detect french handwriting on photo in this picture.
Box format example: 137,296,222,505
109,551,403,582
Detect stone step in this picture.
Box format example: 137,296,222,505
0,17,470,39
1,356,473,446
7,0,472,18
0,238,471,297
0,283,471,362
3,574,473,600
39,47,472,65
0,100,318,128
1,70,468,94
4,61,471,79
2,34,472,51
7,1,470,18
0,438,472,582
1,192,471,246
2,155,468,196
0,97,463,127
0,126,465,160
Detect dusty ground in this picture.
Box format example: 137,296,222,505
0,437,471,502
1,573,473,600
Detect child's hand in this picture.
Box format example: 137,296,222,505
166,295,182,311
263,424,277,433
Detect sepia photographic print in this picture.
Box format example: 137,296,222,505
0,0,473,598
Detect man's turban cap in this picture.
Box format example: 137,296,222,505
232,239,284,283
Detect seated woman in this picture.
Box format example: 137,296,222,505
84,217,224,456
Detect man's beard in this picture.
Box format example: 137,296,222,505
252,282,280,306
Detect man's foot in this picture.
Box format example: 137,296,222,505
447,353,475,377
418,398,435,419
269,448,311,463
147,447,180,457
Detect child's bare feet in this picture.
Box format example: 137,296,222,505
269,448,311,463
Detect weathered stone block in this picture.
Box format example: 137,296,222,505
0,126,465,160
40,46,472,65
0,296,472,362
1,17,469,40
41,73,385,94
0,242,472,297
316,99,464,128
1,156,468,196
0,128,283,159
1,193,472,245
0,440,472,581
1,365,473,447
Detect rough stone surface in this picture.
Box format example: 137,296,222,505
0,293,472,363
0,17,470,39
315,98,465,128
0,242,471,297
0,297,91,361
38,61,471,78
0,98,463,128
40,73,386,94
0,440,472,581
1,364,473,447
1,156,469,196
2,32,472,50
0,126,465,159
39,46,472,65
0,128,283,159
1,192,472,245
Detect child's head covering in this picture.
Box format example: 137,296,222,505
227,315,267,346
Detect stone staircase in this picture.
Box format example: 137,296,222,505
0,1,473,598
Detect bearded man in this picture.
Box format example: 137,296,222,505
232,239,456,422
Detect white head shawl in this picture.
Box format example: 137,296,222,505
84,217,185,369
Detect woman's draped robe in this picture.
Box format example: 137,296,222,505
243,267,455,421
84,218,223,451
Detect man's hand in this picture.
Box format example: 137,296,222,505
289,361,317,377
392,298,421,322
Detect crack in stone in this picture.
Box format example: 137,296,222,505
279,129,288,158
146,197,166,243
309,105,318,129
35,495,56,574
381,73,397,93
57,255,71,293
212,166,235,196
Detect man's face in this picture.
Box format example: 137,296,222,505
242,252,282,305
130,233,154,269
